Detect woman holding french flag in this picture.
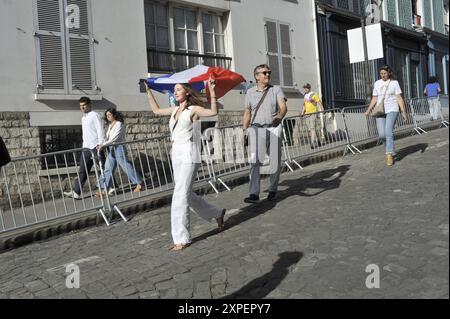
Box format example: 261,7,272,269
144,76,226,251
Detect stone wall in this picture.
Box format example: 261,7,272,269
0,112,40,159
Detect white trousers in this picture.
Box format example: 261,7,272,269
171,143,222,244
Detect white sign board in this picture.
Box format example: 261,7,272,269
347,23,383,63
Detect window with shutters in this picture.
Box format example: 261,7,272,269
144,0,231,73
384,0,413,29
432,0,445,33
33,0,96,95
264,19,294,88
386,0,398,24
422,0,445,32
321,0,368,15
398,0,413,29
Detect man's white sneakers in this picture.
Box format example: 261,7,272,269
63,190,81,200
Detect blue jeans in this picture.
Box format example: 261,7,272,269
376,112,398,154
99,145,143,189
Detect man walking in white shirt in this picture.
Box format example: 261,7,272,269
64,97,105,199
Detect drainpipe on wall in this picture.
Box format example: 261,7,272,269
325,12,335,109
312,1,323,104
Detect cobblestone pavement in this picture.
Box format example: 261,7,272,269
0,128,448,299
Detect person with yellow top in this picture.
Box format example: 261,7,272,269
301,83,323,149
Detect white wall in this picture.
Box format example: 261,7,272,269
0,0,320,120
0,0,149,125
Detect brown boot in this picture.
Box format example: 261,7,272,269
133,182,144,192
386,154,394,166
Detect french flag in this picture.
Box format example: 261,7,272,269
145,65,246,100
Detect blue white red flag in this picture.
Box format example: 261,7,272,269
145,65,246,101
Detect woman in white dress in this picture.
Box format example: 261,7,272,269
144,77,226,251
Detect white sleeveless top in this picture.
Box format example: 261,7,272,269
169,107,193,144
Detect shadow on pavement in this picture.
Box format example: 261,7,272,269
394,143,428,162
191,165,350,244
221,251,303,299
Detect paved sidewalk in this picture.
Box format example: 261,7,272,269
0,128,448,299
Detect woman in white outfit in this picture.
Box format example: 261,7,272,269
144,78,226,251
364,65,407,166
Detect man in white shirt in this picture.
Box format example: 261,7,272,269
64,97,105,199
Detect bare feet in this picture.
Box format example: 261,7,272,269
216,208,226,232
169,243,190,251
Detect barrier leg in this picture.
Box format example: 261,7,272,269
292,160,303,170
217,178,231,191
98,208,110,226
113,205,127,222
283,160,294,172
208,180,220,194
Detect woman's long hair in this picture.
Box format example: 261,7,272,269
104,108,124,124
379,65,395,80
177,83,206,108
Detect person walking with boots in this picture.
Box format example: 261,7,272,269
364,65,407,166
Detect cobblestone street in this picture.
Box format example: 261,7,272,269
0,128,448,299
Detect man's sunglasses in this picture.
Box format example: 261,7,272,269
257,71,272,76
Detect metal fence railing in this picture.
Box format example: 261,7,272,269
281,108,353,169
0,95,448,234
0,148,106,232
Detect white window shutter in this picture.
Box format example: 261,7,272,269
265,21,280,85
280,23,293,87
66,0,95,92
35,0,66,92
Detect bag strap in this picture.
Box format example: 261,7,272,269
250,86,271,125
380,80,391,104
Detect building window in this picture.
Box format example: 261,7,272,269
33,0,97,94
145,1,231,73
264,20,294,88
422,0,445,32
39,126,83,169
385,0,413,29
202,13,226,67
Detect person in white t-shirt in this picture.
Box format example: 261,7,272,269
95,108,144,197
364,65,407,166
64,97,105,199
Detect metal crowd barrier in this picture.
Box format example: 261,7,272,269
1,95,448,233
0,148,107,232
0,134,214,233
282,108,353,169
202,125,250,192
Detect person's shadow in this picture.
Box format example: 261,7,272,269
221,251,303,299
191,165,350,244
394,143,428,162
